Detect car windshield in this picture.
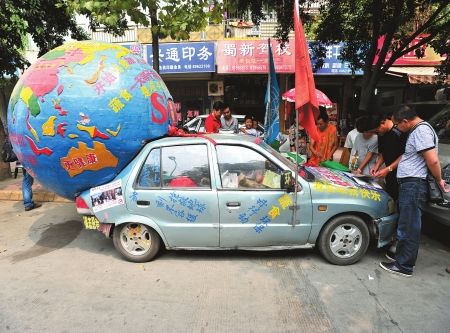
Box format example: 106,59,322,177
428,106,450,143
258,141,296,169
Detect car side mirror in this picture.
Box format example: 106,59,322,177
281,170,295,193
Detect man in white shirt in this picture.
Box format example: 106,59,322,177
220,104,238,134
339,126,360,166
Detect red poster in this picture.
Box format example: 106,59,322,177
217,39,295,74
374,35,444,66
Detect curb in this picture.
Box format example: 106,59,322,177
0,190,73,203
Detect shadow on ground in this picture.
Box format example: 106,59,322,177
11,220,83,263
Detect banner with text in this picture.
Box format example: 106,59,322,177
145,42,215,73
217,39,362,75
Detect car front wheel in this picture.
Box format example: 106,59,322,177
113,223,161,262
318,215,370,265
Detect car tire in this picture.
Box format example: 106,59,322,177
318,215,370,265
112,223,161,263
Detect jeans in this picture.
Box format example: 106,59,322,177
22,170,34,209
395,179,428,272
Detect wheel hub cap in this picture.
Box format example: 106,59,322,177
329,223,362,258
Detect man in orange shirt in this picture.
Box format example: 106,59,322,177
205,101,224,133
308,109,338,166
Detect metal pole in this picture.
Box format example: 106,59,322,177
292,107,299,226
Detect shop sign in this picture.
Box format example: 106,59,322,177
217,39,295,74
217,39,361,75
145,42,215,73
374,35,444,66
313,43,363,75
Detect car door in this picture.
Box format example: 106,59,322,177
127,143,219,247
215,144,312,248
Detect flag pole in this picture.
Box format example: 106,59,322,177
293,107,299,226
265,38,270,135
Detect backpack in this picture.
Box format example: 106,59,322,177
2,138,18,163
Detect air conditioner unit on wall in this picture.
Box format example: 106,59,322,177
208,81,224,96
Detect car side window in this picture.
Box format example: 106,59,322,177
162,145,211,188
137,148,161,188
216,145,283,190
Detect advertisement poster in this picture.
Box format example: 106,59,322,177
90,179,124,213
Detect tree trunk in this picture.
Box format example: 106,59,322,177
150,8,160,73
0,86,12,180
358,76,377,115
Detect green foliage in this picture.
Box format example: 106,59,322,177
68,0,224,40
67,0,223,71
313,1,449,74
0,0,88,79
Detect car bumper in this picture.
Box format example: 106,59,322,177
373,213,398,248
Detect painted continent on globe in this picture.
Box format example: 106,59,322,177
8,41,177,199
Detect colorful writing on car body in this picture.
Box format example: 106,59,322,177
238,198,268,224
155,192,207,223
313,182,381,201
254,194,293,233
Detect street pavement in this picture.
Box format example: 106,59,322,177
0,200,449,333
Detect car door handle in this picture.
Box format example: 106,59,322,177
226,201,241,207
137,200,150,206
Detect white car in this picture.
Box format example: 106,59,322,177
184,115,265,135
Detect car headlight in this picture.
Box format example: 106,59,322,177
388,198,397,215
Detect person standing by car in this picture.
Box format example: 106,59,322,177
380,106,449,277
368,113,407,201
205,101,223,133
308,109,338,166
288,121,309,161
348,116,378,175
22,169,42,211
220,104,239,133
340,126,360,167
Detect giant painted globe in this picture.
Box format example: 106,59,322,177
8,41,176,199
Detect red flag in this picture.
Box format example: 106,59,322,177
294,0,319,142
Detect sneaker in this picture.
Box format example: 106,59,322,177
379,261,412,277
25,203,42,211
385,250,396,261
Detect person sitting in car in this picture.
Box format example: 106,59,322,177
240,115,260,137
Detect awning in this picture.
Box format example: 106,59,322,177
386,66,449,85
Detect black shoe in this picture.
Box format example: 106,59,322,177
385,250,395,261
379,261,412,277
446,267,450,274
25,203,42,211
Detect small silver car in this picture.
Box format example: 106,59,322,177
76,135,397,265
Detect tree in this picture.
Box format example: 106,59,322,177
313,0,450,113
0,0,88,79
228,0,450,113
68,0,224,73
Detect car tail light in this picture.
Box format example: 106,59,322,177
76,196,91,215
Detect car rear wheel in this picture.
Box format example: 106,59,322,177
318,215,370,265
113,223,161,262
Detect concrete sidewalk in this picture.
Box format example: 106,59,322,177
0,171,71,203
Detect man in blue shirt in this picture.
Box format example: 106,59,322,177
379,106,448,277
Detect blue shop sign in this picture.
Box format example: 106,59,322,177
146,42,215,73
311,42,363,75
